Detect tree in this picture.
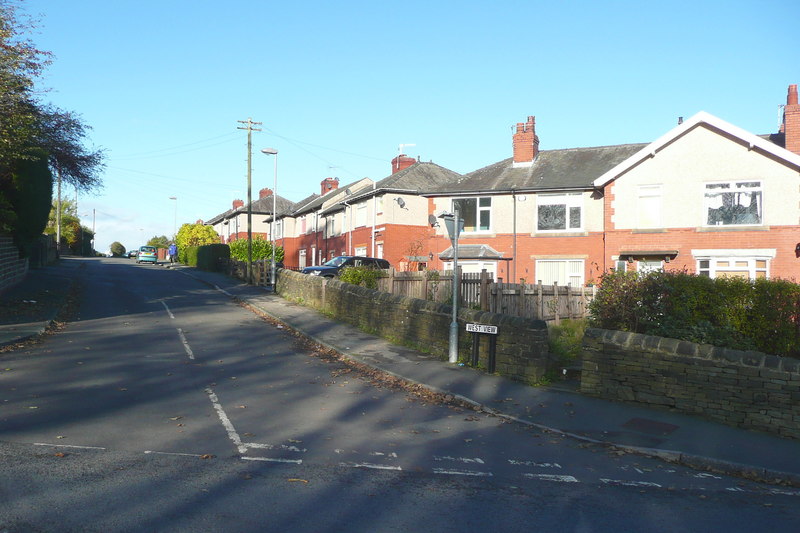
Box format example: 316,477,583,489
147,235,170,249
110,242,126,257
0,149,52,254
44,198,79,248
175,223,219,248
0,1,104,192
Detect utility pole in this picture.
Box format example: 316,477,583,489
56,168,61,256
237,117,262,284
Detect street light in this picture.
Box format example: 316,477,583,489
169,197,177,240
439,209,463,364
261,147,278,289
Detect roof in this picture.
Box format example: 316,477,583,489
424,143,646,196
375,161,463,192
438,244,510,260
206,194,295,226
594,111,800,187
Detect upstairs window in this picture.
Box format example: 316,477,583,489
537,193,582,231
637,185,662,228
453,197,491,232
704,181,762,226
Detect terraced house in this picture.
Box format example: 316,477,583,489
208,84,800,284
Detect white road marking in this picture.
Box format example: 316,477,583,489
601,479,662,488
34,443,106,450
524,473,580,483
432,468,492,477
341,462,403,471
161,301,175,319
144,450,205,457
177,328,195,360
244,442,307,453
243,457,303,464
509,460,562,469
433,455,485,464
205,387,247,454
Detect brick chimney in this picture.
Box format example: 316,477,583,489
232,199,244,209
781,84,800,156
391,154,416,174
512,115,539,167
321,177,339,195
259,187,273,199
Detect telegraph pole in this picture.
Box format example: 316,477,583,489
237,117,262,284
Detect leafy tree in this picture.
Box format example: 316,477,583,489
110,241,126,257
175,223,219,249
44,198,80,248
147,235,170,249
1,1,104,193
228,235,284,263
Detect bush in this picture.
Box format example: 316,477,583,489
228,235,284,263
588,270,800,356
181,246,199,267
197,243,229,272
339,265,382,289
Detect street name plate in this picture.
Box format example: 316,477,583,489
466,323,498,334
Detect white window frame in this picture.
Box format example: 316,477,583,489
703,180,763,227
355,202,367,228
692,249,773,279
354,246,367,256
535,259,585,286
637,259,663,274
452,197,492,233
536,193,583,232
274,220,283,239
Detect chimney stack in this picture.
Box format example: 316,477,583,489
391,154,416,174
513,115,539,167
259,187,273,199
321,177,339,195
782,84,800,156
232,199,244,209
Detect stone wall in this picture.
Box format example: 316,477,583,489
581,328,800,440
277,270,552,383
0,235,28,294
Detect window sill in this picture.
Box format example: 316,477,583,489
697,225,769,232
631,228,668,234
531,231,588,237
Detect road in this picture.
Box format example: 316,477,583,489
0,257,798,532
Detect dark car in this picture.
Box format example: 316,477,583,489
301,256,389,278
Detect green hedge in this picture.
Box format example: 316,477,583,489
588,270,800,357
197,243,229,272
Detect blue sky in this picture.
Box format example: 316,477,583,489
20,0,799,253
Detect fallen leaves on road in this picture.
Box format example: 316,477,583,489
199,454,215,460
54,452,66,458
287,478,308,484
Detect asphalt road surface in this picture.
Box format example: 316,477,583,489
1,257,798,532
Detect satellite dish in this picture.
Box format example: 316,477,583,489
395,197,406,208
428,214,439,227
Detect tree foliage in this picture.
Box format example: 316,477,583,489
175,223,219,250
0,1,104,193
110,241,126,257
147,235,171,249
0,149,52,253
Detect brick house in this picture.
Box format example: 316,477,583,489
208,84,800,283
206,187,295,244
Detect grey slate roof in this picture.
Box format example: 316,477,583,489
374,161,463,192
206,194,295,225
425,143,647,195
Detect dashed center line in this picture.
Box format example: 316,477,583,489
161,301,175,319
177,328,194,359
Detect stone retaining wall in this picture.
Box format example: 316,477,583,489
0,235,28,294
581,328,800,440
276,270,553,383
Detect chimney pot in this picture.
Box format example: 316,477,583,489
232,199,244,209
259,187,272,199
512,115,539,166
783,84,800,156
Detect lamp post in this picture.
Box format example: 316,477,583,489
439,209,463,363
169,197,177,240
261,148,278,288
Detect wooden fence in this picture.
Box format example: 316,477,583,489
377,269,595,323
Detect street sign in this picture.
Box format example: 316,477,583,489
466,323,498,335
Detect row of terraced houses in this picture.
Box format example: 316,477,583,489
206,85,800,286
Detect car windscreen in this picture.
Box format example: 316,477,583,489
324,257,347,267
140,247,156,252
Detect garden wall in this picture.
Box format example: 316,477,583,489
276,270,553,383
0,234,28,294
581,328,800,439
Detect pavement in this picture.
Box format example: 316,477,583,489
3,258,800,487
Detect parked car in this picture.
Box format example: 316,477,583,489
301,256,389,278
136,245,158,264
128,250,138,258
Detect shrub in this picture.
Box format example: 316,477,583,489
589,270,800,356
339,265,382,289
197,243,230,272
